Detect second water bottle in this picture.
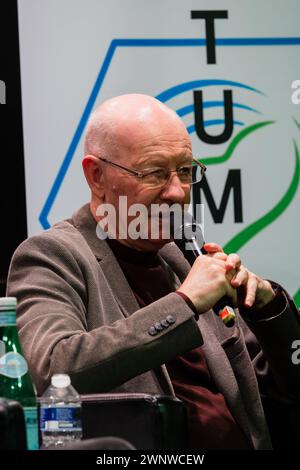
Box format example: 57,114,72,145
39,373,82,447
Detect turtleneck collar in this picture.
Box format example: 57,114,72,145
106,238,159,267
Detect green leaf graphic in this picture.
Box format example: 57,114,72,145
294,288,300,308
223,140,300,253
197,121,274,166
293,116,300,133
292,118,300,308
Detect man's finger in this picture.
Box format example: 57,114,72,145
203,242,224,253
231,267,248,287
226,253,241,270
207,252,227,261
244,275,258,307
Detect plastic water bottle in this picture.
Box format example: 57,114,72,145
39,374,82,447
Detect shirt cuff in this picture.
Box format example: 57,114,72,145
175,291,199,320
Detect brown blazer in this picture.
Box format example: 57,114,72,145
7,204,300,449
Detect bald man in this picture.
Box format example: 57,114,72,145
7,94,300,449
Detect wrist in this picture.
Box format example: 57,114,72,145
175,290,199,320
254,280,276,310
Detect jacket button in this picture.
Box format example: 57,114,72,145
148,326,158,336
160,319,169,328
154,322,163,332
166,314,176,325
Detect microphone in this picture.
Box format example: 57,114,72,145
170,211,236,327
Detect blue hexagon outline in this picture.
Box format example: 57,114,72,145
39,36,300,229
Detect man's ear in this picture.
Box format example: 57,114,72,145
82,155,105,199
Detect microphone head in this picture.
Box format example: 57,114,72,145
170,211,204,246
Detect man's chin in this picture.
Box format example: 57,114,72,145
133,236,172,251
149,237,172,248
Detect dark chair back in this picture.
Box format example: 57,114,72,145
81,393,188,450
0,397,27,449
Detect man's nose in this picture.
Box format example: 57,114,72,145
160,173,187,202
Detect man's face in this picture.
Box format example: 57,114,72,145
101,123,192,250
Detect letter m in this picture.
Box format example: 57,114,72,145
192,170,243,223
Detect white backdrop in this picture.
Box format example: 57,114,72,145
18,0,300,305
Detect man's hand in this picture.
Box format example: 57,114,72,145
177,243,239,314
204,243,276,310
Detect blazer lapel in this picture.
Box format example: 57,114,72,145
71,204,140,318
98,253,140,318
198,314,272,449
198,314,255,444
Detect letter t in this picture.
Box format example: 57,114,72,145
191,10,228,64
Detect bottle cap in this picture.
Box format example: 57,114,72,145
0,297,17,310
51,374,71,388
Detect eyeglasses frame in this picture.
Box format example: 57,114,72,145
96,156,206,186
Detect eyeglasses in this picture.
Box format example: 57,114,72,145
97,156,206,188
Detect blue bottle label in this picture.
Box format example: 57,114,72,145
0,312,16,326
24,407,39,450
0,351,28,378
40,406,82,431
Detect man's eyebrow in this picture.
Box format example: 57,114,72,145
136,155,193,168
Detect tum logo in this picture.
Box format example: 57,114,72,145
192,88,242,224
156,79,268,225
0,80,6,104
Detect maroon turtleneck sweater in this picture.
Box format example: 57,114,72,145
107,238,251,449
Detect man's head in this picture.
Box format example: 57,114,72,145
83,94,193,250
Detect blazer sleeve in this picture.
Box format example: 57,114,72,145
6,231,203,395
239,284,300,402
